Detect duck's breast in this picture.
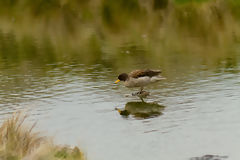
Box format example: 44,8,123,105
124,77,151,87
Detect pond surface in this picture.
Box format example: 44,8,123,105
0,32,240,160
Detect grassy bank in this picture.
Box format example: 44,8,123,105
0,0,240,55
0,112,85,160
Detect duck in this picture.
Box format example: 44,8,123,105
114,69,165,93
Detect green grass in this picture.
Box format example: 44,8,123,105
174,0,210,4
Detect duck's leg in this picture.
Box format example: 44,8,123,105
140,97,145,102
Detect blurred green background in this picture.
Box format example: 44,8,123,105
0,0,240,71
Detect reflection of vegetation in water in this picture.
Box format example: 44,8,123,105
0,0,240,80
117,101,165,119
0,112,85,160
0,31,57,67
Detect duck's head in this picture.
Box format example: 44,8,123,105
114,73,128,83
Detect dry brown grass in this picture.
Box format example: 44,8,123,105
0,112,85,160
0,112,43,159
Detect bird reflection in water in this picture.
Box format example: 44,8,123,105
116,101,165,119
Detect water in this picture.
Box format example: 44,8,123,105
0,32,240,160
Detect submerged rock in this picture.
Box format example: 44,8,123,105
190,155,228,160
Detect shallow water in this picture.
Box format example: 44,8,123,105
0,32,240,160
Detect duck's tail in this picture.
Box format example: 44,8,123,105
151,75,166,82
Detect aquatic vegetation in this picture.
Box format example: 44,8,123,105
0,112,85,160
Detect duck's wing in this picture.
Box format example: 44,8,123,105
129,69,161,78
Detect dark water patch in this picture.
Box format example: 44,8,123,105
190,155,228,160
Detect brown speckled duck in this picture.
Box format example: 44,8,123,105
114,69,165,93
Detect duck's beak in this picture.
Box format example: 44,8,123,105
114,79,120,84
116,108,121,113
